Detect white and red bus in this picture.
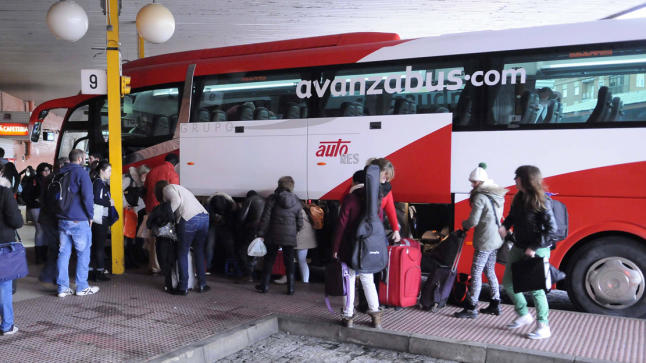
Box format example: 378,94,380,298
29,18,646,317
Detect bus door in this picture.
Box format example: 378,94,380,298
308,113,452,203
28,94,98,161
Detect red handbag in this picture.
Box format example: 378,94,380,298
123,207,138,238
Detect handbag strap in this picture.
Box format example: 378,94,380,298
484,195,501,227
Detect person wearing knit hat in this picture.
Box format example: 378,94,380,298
469,162,492,185
455,162,507,319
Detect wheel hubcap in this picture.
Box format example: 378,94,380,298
586,257,644,309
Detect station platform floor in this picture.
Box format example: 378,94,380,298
4,257,645,363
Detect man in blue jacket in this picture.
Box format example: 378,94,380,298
56,149,99,297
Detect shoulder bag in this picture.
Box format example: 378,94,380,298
0,241,29,282
485,195,512,265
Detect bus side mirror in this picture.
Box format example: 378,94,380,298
30,121,42,142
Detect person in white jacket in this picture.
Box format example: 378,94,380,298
454,163,507,319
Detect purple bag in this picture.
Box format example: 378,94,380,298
0,242,29,282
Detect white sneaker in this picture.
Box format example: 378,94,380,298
506,313,534,329
57,288,74,298
273,275,287,284
2,326,18,335
527,322,551,340
76,286,100,296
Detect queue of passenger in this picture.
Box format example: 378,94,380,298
0,146,557,341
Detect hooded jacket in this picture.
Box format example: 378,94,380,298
258,187,303,247
502,194,558,251
56,163,94,222
462,183,508,251
0,177,23,243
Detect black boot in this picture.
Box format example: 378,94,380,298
479,299,501,315
287,273,295,295
88,270,96,282
255,273,270,293
454,301,478,319
95,270,111,282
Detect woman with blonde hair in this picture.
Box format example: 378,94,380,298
499,165,557,340
368,158,401,243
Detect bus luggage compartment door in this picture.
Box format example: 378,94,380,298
179,119,307,198
308,113,452,203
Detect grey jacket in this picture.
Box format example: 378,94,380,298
258,188,303,247
462,184,508,251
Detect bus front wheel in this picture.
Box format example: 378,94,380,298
566,236,646,318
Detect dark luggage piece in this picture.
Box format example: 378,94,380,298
325,260,346,297
379,238,422,308
512,256,551,293
324,260,350,313
420,230,466,311
449,273,471,306
429,229,464,267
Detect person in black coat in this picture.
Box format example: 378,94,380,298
89,160,113,282
22,163,52,264
235,190,265,283
255,176,303,295
0,176,24,335
37,172,59,285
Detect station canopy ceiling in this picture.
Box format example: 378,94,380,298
1,0,644,107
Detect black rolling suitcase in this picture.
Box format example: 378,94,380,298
420,230,466,311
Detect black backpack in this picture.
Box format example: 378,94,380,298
46,171,73,215
548,197,568,245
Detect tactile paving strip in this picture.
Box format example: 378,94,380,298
3,272,645,363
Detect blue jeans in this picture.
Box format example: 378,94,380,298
177,213,209,290
57,220,92,293
0,280,13,332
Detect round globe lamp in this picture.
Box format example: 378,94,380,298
46,0,89,42
136,3,175,44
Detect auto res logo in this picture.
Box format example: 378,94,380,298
315,139,359,165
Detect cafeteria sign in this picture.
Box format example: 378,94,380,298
0,123,29,136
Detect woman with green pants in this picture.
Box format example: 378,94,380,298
498,165,557,340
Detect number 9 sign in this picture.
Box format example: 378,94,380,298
81,69,107,95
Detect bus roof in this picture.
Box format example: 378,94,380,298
360,18,646,62
124,32,400,71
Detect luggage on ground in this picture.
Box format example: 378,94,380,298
272,249,286,275
420,230,466,311
379,238,422,308
449,272,471,305
324,260,350,313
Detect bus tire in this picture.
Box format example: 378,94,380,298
566,236,646,318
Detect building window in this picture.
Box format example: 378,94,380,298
574,83,580,96
637,74,645,88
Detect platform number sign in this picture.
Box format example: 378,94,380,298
81,69,107,95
